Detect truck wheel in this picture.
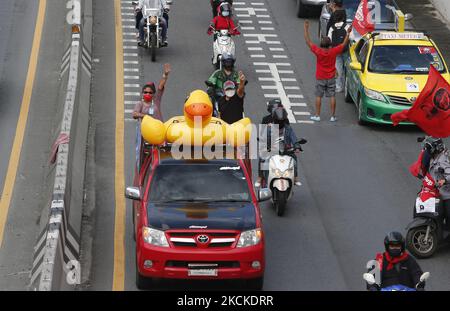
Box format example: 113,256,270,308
406,226,438,259
245,276,264,290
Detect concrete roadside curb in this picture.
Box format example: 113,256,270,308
29,0,93,291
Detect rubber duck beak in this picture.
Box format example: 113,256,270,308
184,103,213,118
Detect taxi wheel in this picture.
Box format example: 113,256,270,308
344,74,353,103
357,96,368,126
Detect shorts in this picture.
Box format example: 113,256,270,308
315,78,336,98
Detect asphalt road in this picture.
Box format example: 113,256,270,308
0,0,68,290
87,0,450,291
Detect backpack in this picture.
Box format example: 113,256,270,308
331,23,348,51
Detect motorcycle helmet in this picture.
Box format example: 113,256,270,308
424,136,445,156
272,107,288,129
221,52,236,71
218,2,232,17
384,231,406,258
267,99,283,113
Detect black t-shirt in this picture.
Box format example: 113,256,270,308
219,94,244,124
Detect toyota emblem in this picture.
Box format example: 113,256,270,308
197,235,209,244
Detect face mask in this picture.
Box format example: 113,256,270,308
225,90,235,98
143,94,153,103
222,11,230,17
388,247,402,258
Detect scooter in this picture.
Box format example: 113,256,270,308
363,272,430,291
260,136,307,216
405,167,449,258
210,27,238,70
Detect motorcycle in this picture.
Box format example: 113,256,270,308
210,27,238,70
363,272,430,291
405,166,449,258
258,135,307,216
136,0,167,62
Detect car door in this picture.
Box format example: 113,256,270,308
348,38,370,101
347,38,365,101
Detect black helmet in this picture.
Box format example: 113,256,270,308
221,53,236,70
267,99,283,113
384,231,405,257
424,137,445,155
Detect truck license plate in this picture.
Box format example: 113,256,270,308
188,269,218,277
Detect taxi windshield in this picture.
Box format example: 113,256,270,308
368,45,446,74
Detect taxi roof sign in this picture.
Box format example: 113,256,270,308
378,32,426,40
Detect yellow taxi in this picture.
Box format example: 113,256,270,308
344,31,450,125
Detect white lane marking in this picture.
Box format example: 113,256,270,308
253,62,291,66
237,14,251,18
278,70,294,74
124,53,138,57
251,2,265,5
123,32,137,36
282,78,297,82
124,84,140,88
259,77,275,81
248,47,263,51
123,45,138,49
270,47,284,51
239,20,253,24
250,55,266,58
255,69,271,73
290,103,307,107
123,39,138,42
297,120,315,124
285,86,301,90
288,94,304,99
125,92,141,96
241,27,255,30
125,101,136,105
125,109,134,114
273,55,288,59
293,111,311,116
122,18,135,22
124,76,140,79
267,41,281,44
256,14,270,18
243,33,278,38
264,94,281,98
261,27,275,31
261,85,277,90
121,7,134,11
121,12,134,16
124,60,139,64
124,68,139,72
233,1,247,4
246,40,260,44
122,25,135,28
258,20,272,24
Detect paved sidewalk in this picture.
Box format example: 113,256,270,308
396,0,450,65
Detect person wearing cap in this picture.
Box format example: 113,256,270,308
133,63,171,121
218,71,246,124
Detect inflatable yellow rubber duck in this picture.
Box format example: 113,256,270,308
141,90,251,146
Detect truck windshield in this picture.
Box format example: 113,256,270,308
148,163,252,203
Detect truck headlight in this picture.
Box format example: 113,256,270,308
237,229,262,248
364,87,386,102
142,227,169,247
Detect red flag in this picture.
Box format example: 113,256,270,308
352,0,375,36
409,150,424,178
391,66,450,138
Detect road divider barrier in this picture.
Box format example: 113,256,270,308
29,0,92,291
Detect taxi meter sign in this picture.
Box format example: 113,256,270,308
378,32,425,40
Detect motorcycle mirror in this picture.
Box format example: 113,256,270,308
417,136,426,143
298,139,307,145
420,272,430,282
258,188,272,202
363,273,376,285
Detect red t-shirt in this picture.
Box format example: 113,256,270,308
210,16,240,35
310,44,344,80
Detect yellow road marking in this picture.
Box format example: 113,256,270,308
113,0,126,291
0,0,47,247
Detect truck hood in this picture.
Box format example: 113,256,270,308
147,202,257,231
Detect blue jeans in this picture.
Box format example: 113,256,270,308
139,16,167,42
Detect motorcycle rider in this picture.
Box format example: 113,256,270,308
208,2,240,39
256,107,301,187
366,232,425,291
423,137,450,227
262,99,290,125
207,53,241,99
136,0,169,47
